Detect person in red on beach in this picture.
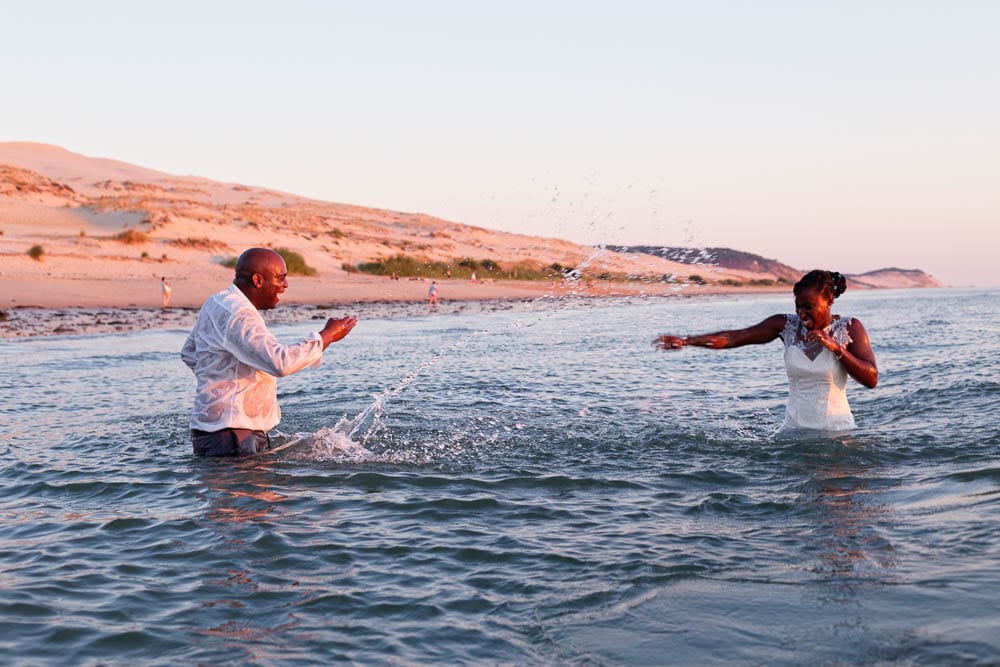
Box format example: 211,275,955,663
181,248,357,456
428,280,439,307
655,270,878,432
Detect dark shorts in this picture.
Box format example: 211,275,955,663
191,428,272,457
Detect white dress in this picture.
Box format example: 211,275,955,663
779,314,856,431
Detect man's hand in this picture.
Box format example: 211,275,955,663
319,316,358,349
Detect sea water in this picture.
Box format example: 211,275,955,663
0,288,998,665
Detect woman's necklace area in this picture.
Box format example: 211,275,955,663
796,317,837,360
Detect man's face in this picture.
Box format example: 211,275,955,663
254,261,288,310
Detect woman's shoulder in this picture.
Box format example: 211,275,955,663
843,315,870,335
832,314,867,329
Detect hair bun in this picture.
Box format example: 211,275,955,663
830,271,847,299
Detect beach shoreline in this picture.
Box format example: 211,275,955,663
0,277,787,339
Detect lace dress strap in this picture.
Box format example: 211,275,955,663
780,314,800,347
829,316,854,347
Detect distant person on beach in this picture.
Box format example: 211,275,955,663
160,277,172,308
181,247,358,456
428,280,439,307
655,270,878,431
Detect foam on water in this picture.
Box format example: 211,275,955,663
272,426,372,462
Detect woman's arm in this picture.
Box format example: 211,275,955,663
655,314,787,350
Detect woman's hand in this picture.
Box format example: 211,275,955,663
655,335,688,349
805,329,844,357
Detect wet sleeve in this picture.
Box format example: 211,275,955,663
225,310,323,377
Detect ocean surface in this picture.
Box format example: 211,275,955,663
1,287,998,666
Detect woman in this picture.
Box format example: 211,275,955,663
655,270,878,431
160,276,172,308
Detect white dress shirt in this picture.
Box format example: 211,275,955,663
181,284,324,432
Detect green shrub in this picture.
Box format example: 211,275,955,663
28,245,44,261
113,229,148,244
504,262,554,281
358,254,446,277
341,262,359,273
274,247,317,276
355,253,566,281
220,249,316,276
688,274,707,285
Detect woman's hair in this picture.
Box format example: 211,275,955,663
793,269,847,301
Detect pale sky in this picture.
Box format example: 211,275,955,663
2,1,998,285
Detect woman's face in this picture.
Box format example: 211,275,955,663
794,287,832,331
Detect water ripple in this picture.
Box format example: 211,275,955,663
1,289,998,664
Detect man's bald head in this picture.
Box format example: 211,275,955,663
235,248,283,281
233,248,288,310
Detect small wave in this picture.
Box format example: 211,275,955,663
945,466,1000,484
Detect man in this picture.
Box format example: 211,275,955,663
181,247,357,456
428,280,439,307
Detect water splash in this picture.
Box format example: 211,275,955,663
271,426,372,462
270,282,612,462
267,237,716,464
270,329,489,462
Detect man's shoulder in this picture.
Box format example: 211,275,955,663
206,285,251,310
197,285,259,323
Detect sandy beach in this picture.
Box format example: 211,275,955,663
0,143,933,339
0,141,807,339
0,267,784,339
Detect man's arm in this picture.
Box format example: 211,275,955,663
226,312,357,377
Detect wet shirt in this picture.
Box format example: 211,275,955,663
181,284,323,432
